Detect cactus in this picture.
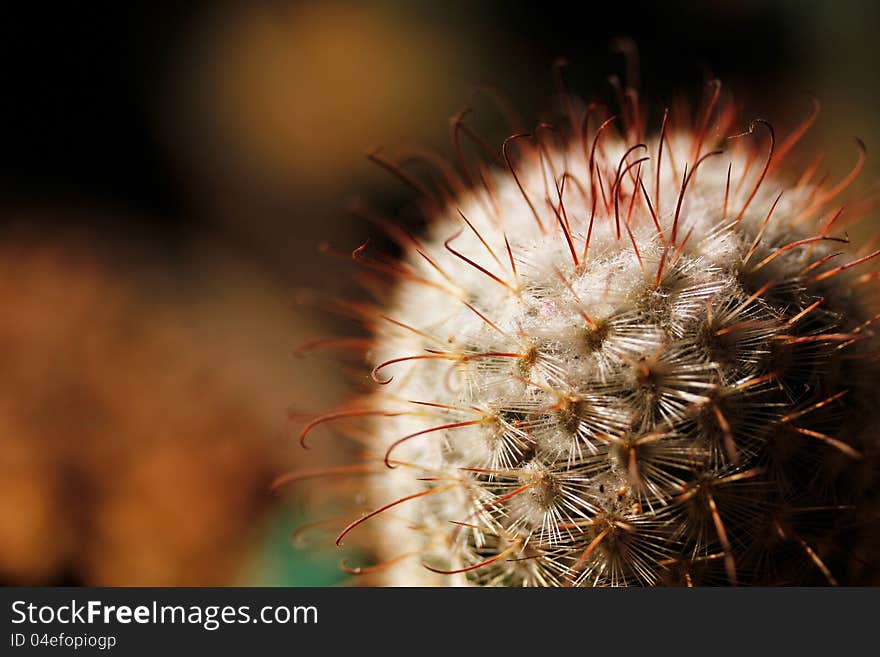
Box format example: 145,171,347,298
294,76,880,586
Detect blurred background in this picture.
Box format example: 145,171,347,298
0,0,877,586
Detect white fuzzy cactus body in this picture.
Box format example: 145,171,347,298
301,100,880,586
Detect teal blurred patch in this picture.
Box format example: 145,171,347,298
239,506,356,587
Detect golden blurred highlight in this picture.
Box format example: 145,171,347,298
176,1,477,195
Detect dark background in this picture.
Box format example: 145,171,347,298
2,1,876,267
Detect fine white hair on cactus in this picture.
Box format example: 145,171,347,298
288,69,880,587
